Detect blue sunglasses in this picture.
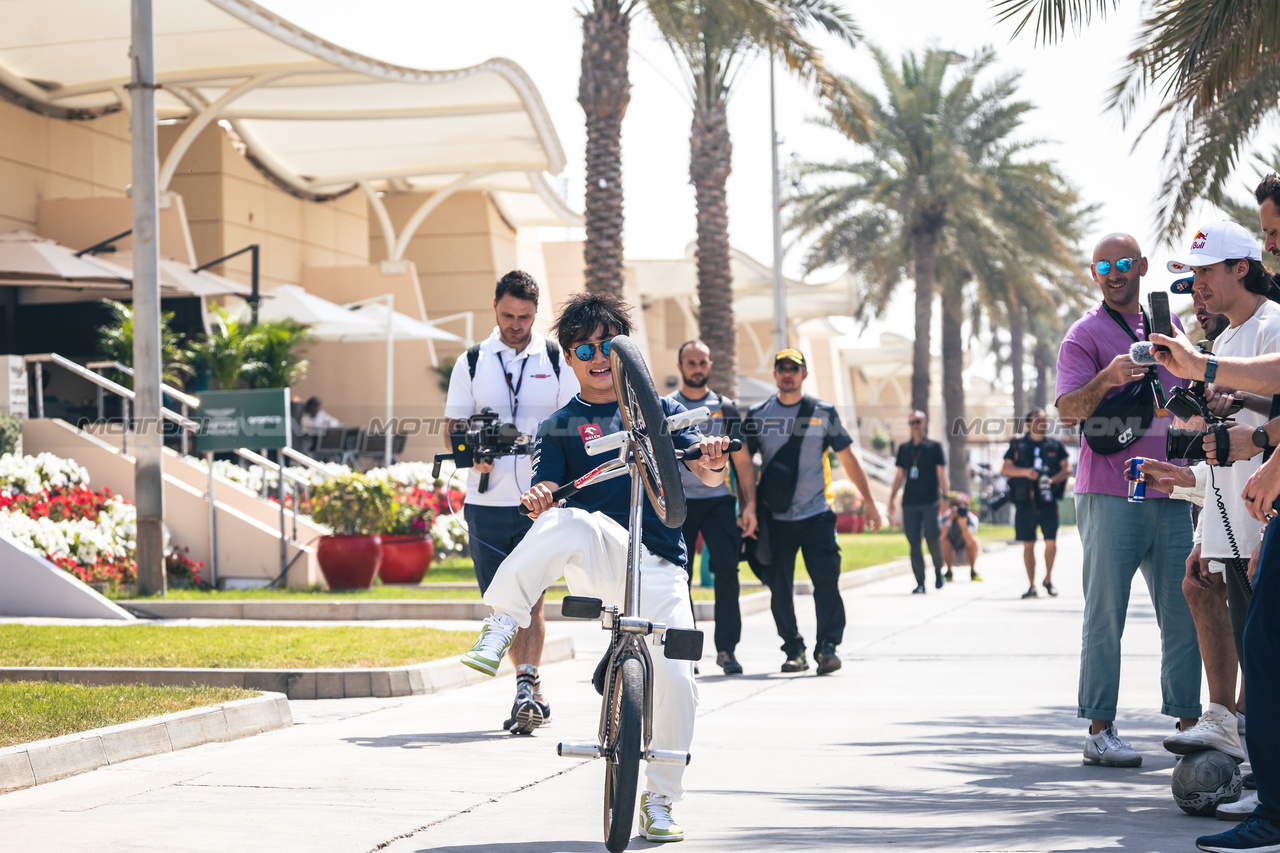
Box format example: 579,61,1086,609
1094,257,1138,275
573,340,612,361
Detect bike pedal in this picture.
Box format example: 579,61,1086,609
663,628,704,661
561,596,604,619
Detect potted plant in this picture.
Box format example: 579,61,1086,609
832,481,864,534
870,429,891,455
310,473,395,589
378,488,435,584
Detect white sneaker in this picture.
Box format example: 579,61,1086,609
1083,724,1142,767
1164,703,1247,762
638,791,684,842
1217,790,1259,821
461,614,517,677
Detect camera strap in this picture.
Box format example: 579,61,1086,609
502,354,529,421
1102,302,1167,414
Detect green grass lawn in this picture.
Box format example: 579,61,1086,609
0,625,475,669
0,682,258,748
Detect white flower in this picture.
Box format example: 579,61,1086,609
0,452,90,496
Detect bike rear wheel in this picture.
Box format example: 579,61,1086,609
603,655,643,853
609,334,687,528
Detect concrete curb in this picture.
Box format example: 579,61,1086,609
0,635,574,701
0,691,292,795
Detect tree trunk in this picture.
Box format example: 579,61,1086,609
910,225,939,414
1033,339,1050,410
578,7,630,296
690,96,737,398
941,276,968,495
1009,297,1026,423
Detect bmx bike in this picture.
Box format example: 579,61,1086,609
518,334,739,852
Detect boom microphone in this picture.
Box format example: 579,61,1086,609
1130,340,1159,366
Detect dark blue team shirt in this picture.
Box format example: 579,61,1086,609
531,395,699,568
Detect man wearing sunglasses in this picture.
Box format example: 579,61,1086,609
461,292,732,842
889,411,949,593
1055,233,1200,769
743,348,882,674
444,270,580,736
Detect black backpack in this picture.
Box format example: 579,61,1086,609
466,341,561,380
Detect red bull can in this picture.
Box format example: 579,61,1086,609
1128,457,1145,503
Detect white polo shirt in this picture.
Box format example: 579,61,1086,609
444,327,579,507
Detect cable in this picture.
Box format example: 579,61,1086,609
442,466,513,561
1208,465,1253,599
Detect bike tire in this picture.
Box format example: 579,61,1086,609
609,335,687,528
603,655,643,853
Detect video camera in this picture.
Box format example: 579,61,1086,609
432,407,532,493
1164,343,1242,465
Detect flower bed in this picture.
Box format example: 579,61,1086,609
0,453,200,587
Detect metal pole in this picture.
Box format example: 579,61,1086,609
33,362,43,418
180,402,189,456
385,294,394,468
250,245,260,325
278,456,287,582
769,51,788,356
122,398,130,456
206,451,218,586
130,0,166,596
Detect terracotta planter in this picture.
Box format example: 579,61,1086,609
835,513,856,534
317,534,382,590
378,535,433,585
852,515,865,534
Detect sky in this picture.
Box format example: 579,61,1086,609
258,0,1273,383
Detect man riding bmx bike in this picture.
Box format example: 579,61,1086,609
460,292,731,843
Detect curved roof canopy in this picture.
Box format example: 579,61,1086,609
0,0,579,226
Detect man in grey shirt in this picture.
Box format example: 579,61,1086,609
744,348,882,674
667,340,758,674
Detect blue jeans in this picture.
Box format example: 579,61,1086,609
1076,493,1200,721
1246,517,1280,822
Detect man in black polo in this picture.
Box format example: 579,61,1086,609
889,411,948,594
667,340,757,675
1002,407,1072,599
744,348,882,674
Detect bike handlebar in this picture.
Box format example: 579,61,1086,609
517,439,742,517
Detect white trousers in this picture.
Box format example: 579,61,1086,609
483,507,699,800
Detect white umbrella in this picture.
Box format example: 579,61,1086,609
240,284,382,338
0,230,133,285
340,301,462,343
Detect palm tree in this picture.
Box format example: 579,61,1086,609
993,0,1280,240
650,0,860,395
790,47,1010,413
96,300,192,390
243,318,314,389
192,305,256,390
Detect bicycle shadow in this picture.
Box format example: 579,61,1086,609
413,844,605,853
342,731,511,749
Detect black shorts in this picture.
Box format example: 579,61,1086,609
1015,502,1059,542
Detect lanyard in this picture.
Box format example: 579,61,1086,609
1101,301,1150,344
501,353,529,421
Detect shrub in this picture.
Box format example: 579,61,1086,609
0,414,20,457
831,480,864,515
870,429,891,454
310,473,396,535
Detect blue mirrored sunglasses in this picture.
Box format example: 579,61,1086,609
1094,257,1138,275
573,340,612,361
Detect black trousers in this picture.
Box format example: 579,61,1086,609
765,511,844,657
1245,520,1280,821
902,501,943,585
681,496,742,654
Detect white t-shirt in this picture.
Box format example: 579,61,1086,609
443,328,579,506
300,410,341,431
1199,299,1280,560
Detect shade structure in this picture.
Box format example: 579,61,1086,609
338,302,462,343
242,285,383,339
0,231,133,285
101,251,255,298
0,0,579,227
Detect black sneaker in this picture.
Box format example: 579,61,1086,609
504,697,545,735
1243,771,1256,790
815,643,842,675
1043,581,1058,597
1021,587,1038,599
911,584,926,594
943,569,954,582
716,651,743,675
781,652,809,673
935,570,945,589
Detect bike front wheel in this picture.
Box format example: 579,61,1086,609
609,334,686,528
603,655,643,852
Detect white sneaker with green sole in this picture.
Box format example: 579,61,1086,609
639,791,684,842
461,614,517,676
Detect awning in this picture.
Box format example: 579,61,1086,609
0,0,580,228
0,231,132,285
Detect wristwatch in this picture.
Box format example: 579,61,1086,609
1254,426,1273,450
1204,354,1219,383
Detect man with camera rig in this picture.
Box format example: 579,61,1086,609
461,292,731,842
1001,407,1071,599
444,270,578,735
1056,232,1201,768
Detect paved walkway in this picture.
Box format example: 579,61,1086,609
1,528,1215,852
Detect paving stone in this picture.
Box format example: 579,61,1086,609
165,708,228,750
387,669,411,696
341,671,372,698
315,672,345,699
222,695,290,738
369,671,392,698
244,671,288,694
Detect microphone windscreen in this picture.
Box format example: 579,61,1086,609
1129,340,1158,365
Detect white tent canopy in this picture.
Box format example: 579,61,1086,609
0,0,580,230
